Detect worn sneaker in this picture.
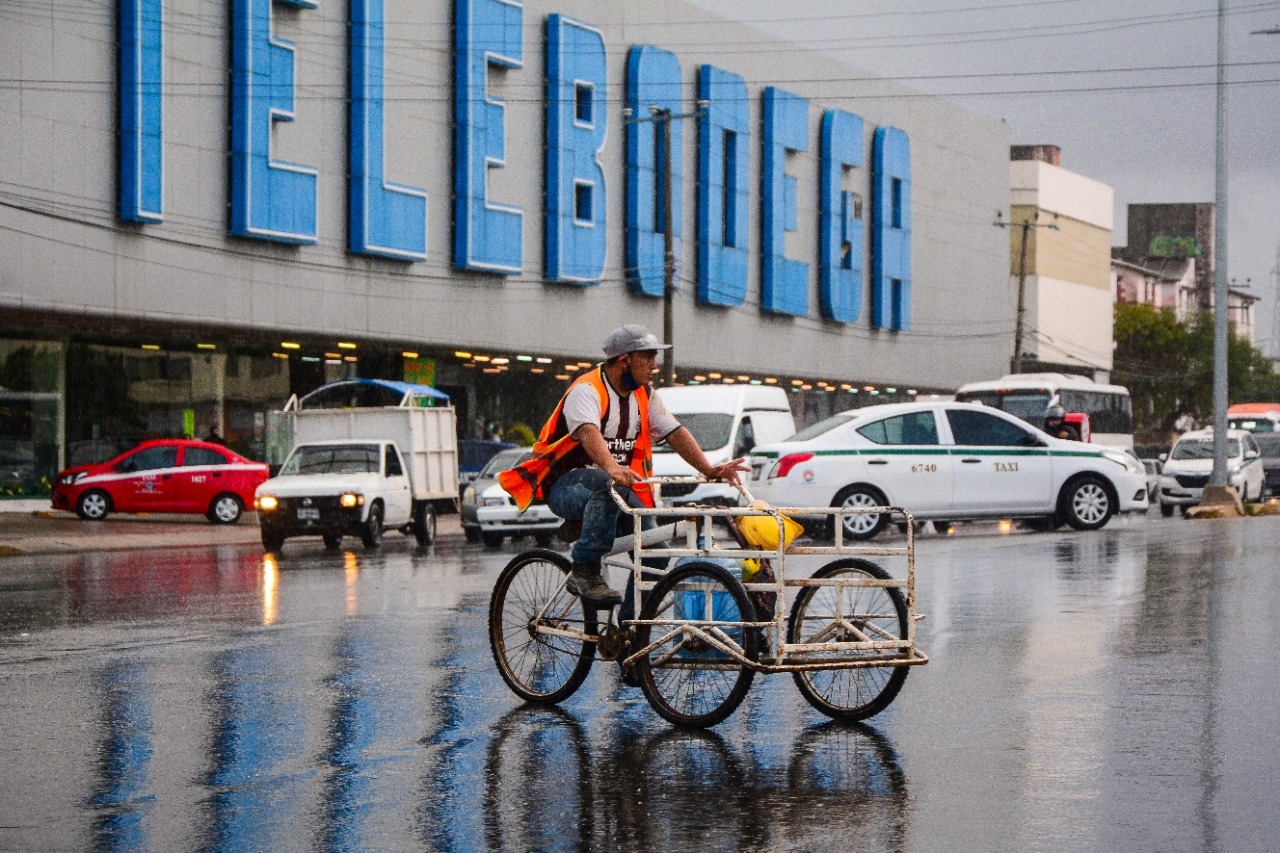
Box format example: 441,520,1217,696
565,563,621,607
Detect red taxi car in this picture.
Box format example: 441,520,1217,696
51,439,269,524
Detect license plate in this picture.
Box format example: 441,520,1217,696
297,508,320,520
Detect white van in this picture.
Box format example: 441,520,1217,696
652,385,797,508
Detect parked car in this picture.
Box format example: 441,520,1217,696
51,439,269,523
1256,433,1280,498
748,401,1149,540
1159,428,1266,515
460,447,562,548
1119,446,1162,504
457,439,517,499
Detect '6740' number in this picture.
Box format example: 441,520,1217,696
911,463,937,473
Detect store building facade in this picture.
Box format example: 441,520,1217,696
1,0,1011,493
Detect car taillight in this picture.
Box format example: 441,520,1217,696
771,453,814,479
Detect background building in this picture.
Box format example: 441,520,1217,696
1006,145,1115,380
1113,202,1257,342
1,0,1012,492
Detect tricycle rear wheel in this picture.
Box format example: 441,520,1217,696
787,558,909,722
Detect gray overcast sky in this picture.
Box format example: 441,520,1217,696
690,0,1280,356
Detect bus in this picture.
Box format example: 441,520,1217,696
954,373,1134,448
1227,403,1280,433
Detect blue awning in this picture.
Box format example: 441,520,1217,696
297,378,450,408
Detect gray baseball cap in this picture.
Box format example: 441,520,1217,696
602,324,671,358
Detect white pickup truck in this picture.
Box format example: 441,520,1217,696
255,379,458,553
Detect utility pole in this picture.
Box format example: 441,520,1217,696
626,102,706,387
1271,241,1280,362
1210,0,1229,487
996,213,1058,374
659,109,676,388
1012,220,1031,374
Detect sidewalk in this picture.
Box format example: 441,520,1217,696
0,499,463,557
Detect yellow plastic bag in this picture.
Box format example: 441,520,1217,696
737,500,804,552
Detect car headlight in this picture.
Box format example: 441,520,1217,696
1101,451,1143,475
256,495,278,511
58,472,86,485
339,493,364,508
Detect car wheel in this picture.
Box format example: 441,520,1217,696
464,526,481,544
261,527,285,553
207,493,243,524
1160,502,1174,518
75,490,111,521
413,502,437,547
534,533,554,548
481,531,504,549
360,502,384,549
932,520,954,534
1059,475,1113,531
830,485,888,541
322,534,342,550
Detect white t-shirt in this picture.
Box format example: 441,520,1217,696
562,377,681,467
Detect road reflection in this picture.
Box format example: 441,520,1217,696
2,518,1278,852
475,705,907,852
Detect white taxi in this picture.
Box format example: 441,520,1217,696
748,401,1148,540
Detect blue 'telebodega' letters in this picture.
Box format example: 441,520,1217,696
350,0,428,261
819,110,864,323
119,0,163,223
696,65,749,307
761,87,809,316
871,126,911,330
545,15,607,283
229,0,319,244
454,0,524,274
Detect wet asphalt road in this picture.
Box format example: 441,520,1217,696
0,514,1278,853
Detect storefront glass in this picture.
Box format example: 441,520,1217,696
64,343,290,465
0,339,65,495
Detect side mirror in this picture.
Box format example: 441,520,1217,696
1246,449,1260,460
1159,453,1168,462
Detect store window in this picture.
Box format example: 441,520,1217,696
65,343,290,466
0,339,65,495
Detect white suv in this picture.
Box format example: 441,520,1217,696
1158,428,1265,516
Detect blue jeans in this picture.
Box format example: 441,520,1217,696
545,467,653,566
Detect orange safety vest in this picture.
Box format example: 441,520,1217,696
498,366,655,511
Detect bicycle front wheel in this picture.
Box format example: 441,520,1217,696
787,558,910,722
634,561,759,728
489,550,597,704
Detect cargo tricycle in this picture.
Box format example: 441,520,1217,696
488,477,928,728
